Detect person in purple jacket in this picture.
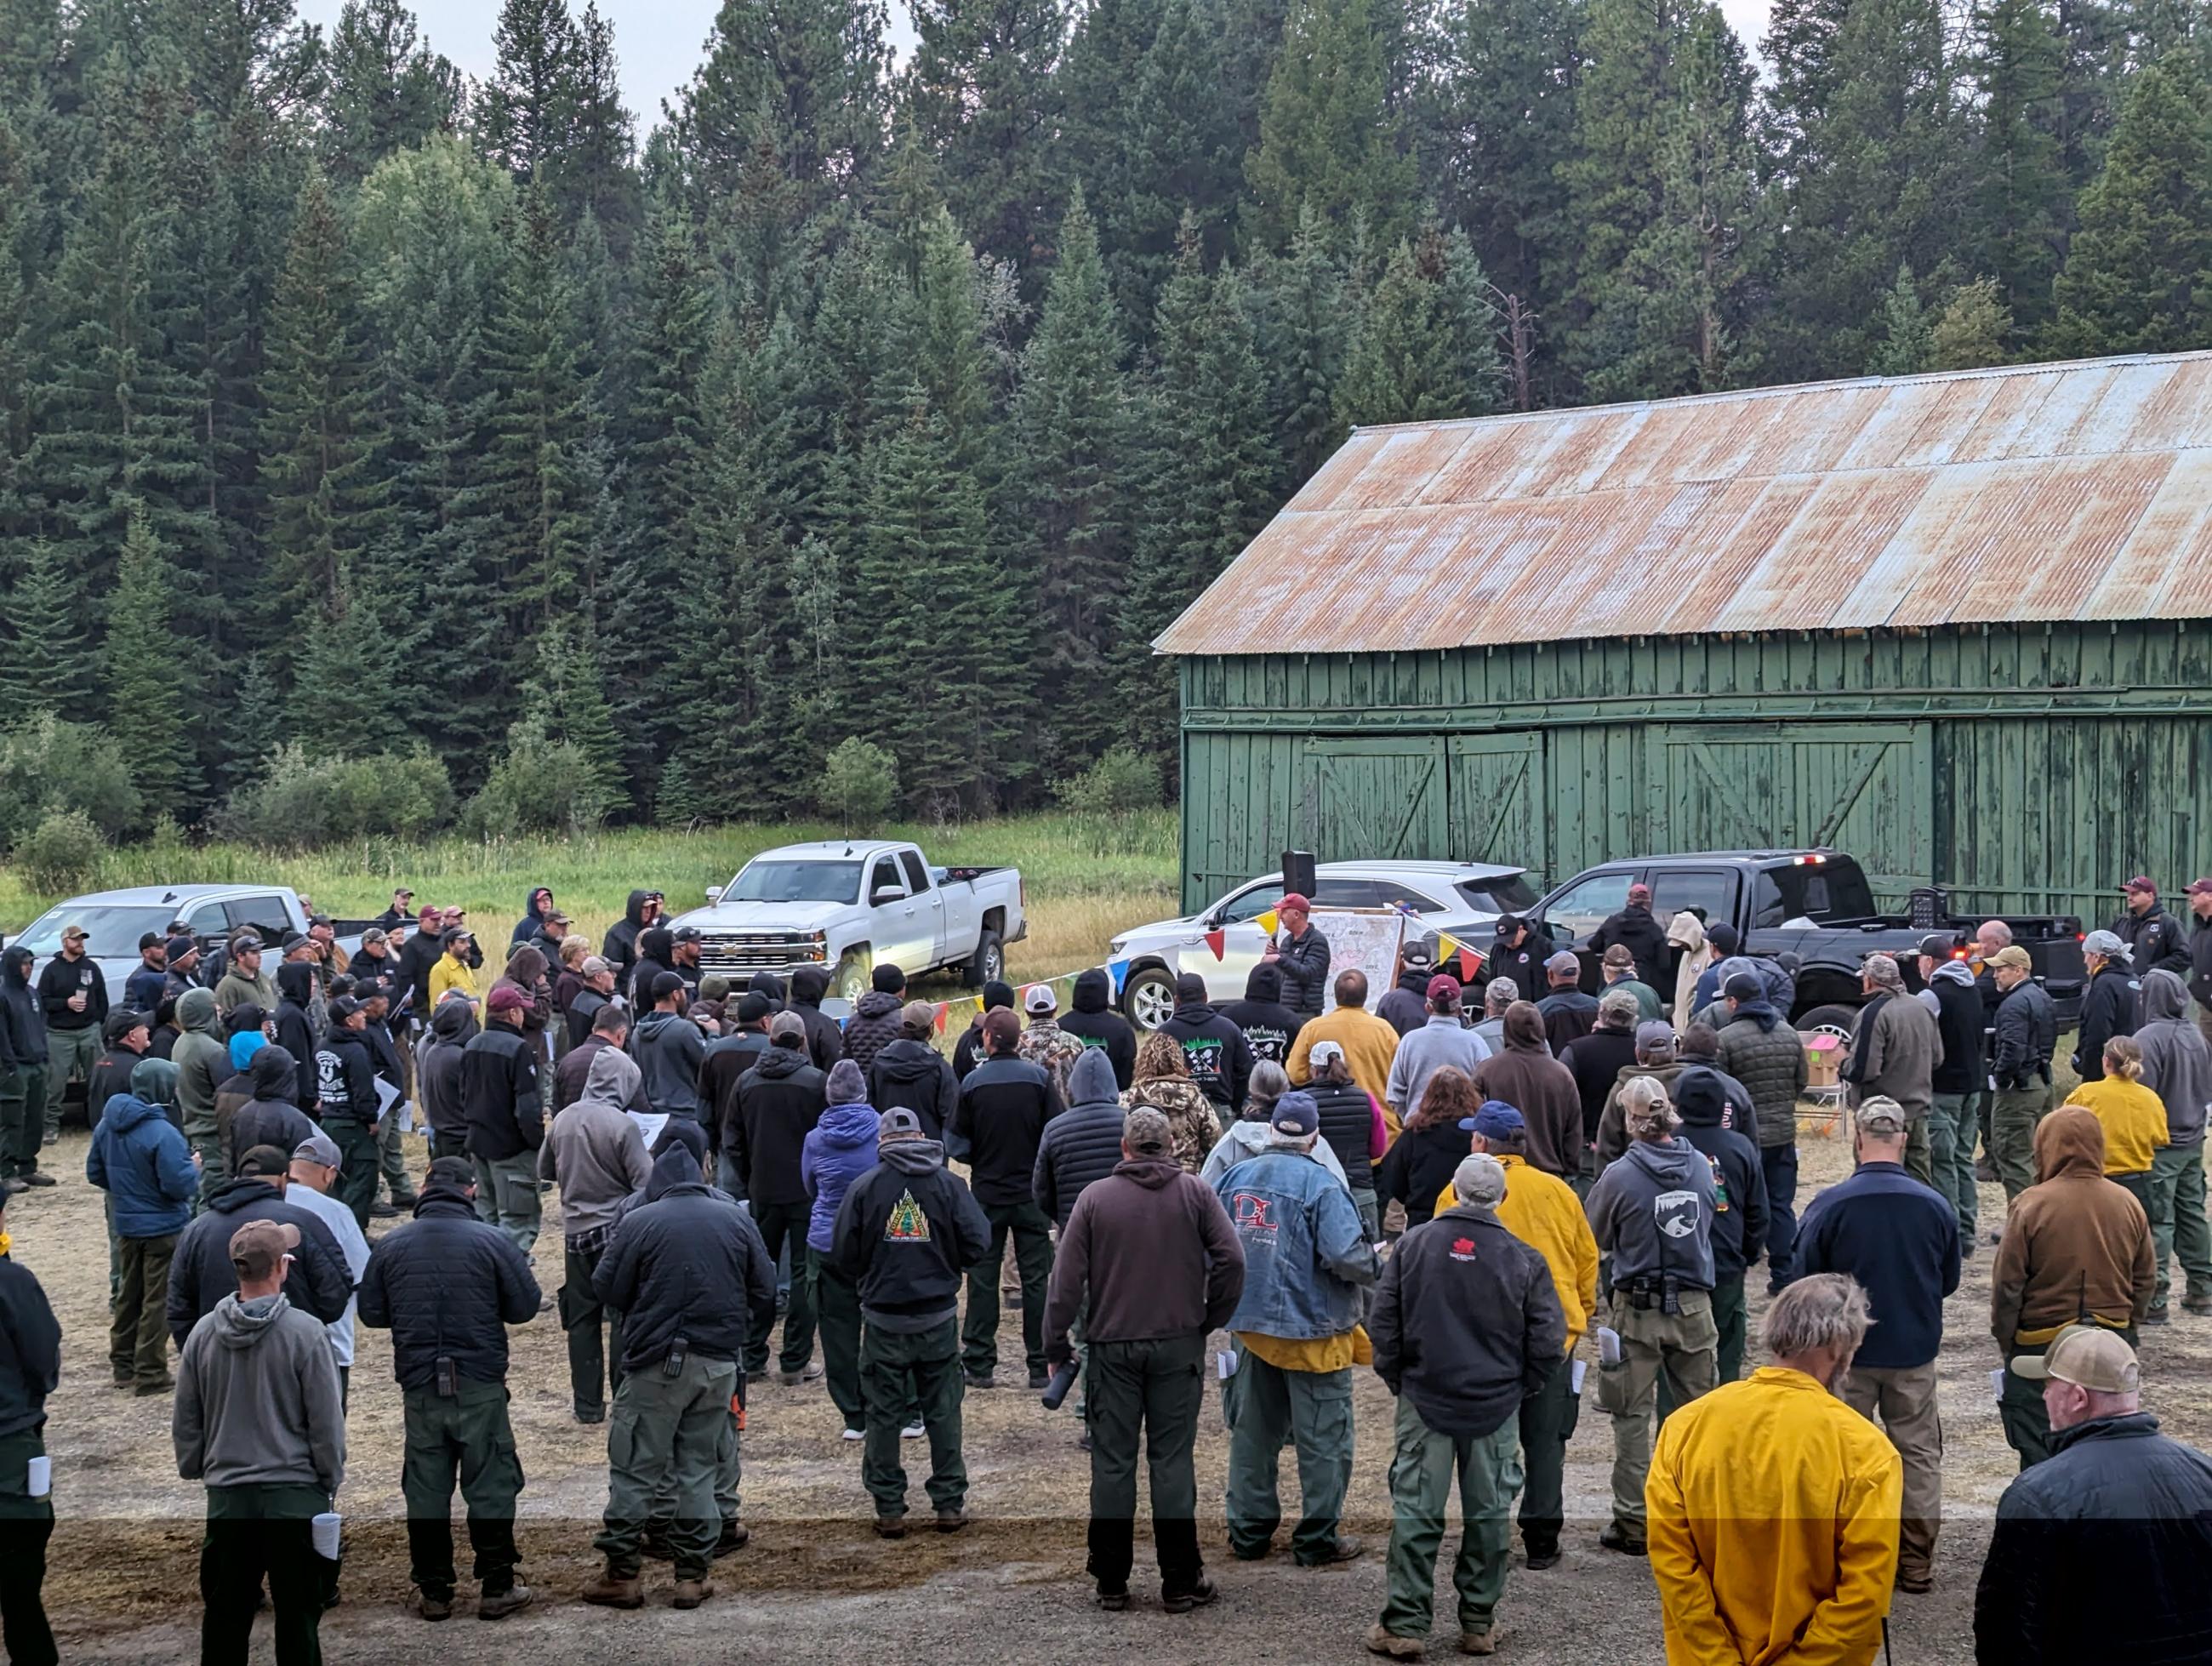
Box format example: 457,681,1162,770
802,1060,885,1441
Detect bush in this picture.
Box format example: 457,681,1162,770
817,738,898,829
218,743,454,849
463,717,619,839
16,810,105,893
1052,745,1164,854
0,714,142,848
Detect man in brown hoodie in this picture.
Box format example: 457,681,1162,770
1470,1002,1583,1182
1991,1105,2155,1468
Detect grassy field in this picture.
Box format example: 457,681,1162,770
0,811,1182,985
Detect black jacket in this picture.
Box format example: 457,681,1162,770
628,928,677,1007
1489,925,1558,1004
394,927,442,1024
37,951,105,1032
867,1037,958,1142
2112,904,2190,978
1377,968,1431,1038
346,946,401,1010
0,952,41,1070
460,1022,545,1160
1375,1120,1470,1228
1218,963,1305,1068
1060,967,1137,1089
786,967,847,1072
732,1045,825,1209
1793,1160,1959,1370
274,964,318,1109
417,1000,476,1138
1673,1067,1770,1281
601,890,654,987
597,1145,777,1368
1590,904,1668,990
1992,978,2058,1090
1310,1078,1378,1191
841,990,905,1075
1274,925,1331,1018
1029,1051,1126,1230
1538,989,1600,1053
2192,918,2212,1017
1974,1412,2212,1666
2073,963,2140,1081
1924,965,1986,1094
952,1018,989,1081
699,1030,769,1152
567,986,616,1053
231,1045,316,1167
166,1175,353,1345
1370,1206,1565,1440
1561,1024,1640,1142
0,1255,59,1438
314,1026,379,1123
831,1138,994,1327
1160,1000,1253,1116
88,1043,146,1132
357,1184,539,1389
951,1053,1062,1208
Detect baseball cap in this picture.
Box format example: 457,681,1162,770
671,925,702,944
1461,1099,1525,1138
228,1218,299,1280
1023,984,1058,1015
59,921,87,941
2123,876,2158,895
1622,1083,1679,1135
1425,973,1462,1003
1627,883,1652,903
138,931,162,952
164,934,198,961
2009,1322,2139,1390
328,995,362,1022
1854,1096,1908,1138
230,930,264,953
1635,1020,1679,1055
292,1132,344,1172
1400,939,1434,969
900,1000,937,1034
649,971,687,1002
2192,878,2212,898
1122,1107,1172,1155
427,1155,476,1188
1601,944,1637,970
1988,944,2033,973
1723,973,1762,1001
1493,915,1523,938
767,1010,807,1044
1308,1039,1347,1070
1543,950,1580,976
1278,892,1310,913
879,1107,924,1139
1918,933,1958,960
2083,928,2132,964
486,984,530,1014
309,912,334,927
104,1008,149,1044
1270,1091,1320,1137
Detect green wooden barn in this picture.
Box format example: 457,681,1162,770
1155,352,2212,918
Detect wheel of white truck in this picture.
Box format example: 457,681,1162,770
833,951,870,1004
1122,967,1179,1030
966,930,1003,988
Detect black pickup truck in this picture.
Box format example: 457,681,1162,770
1523,850,2087,1030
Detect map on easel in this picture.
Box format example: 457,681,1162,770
1309,908,1406,1013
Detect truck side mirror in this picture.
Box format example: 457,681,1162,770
704,886,722,905
869,886,903,907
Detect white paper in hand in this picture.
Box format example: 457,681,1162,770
1571,1359,1588,1395
26,1457,48,1498
1989,1367,2006,1399
1217,1349,1238,1381
1597,1327,1623,1367
630,1110,669,1150
373,1077,402,1120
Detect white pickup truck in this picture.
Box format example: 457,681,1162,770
670,840,1027,1001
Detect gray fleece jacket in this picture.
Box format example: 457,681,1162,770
174,1292,345,1496
2135,970,2212,1149
540,1047,654,1236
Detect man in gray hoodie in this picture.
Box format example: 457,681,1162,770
541,1048,653,1422
629,974,706,1121
1582,1077,1718,1556
174,1218,345,1663
2134,969,2212,1318
416,995,478,1162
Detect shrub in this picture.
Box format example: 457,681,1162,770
462,716,619,839
16,810,105,893
1052,745,1164,854
0,714,141,848
218,744,454,849
817,738,898,829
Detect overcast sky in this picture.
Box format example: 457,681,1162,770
295,0,1776,135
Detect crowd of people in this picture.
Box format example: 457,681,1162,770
0,879,2205,1662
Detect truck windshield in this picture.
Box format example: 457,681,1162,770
13,904,178,958
727,861,864,905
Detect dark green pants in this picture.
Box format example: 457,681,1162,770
1223,1349,1354,1563
1379,1397,1521,1641
112,1234,176,1387
402,1379,522,1600
0,1431,55,1666
1516,1351,1580,1554
596,1352,737,1578
1993,1082,2055,1205
562,1239,624,1419
2149,1141,2212,1309
377,1100,418,1204
201,1482,331,1666
1660,1275,1745,1419
0,1064,43,1179
1085,1332,1206,1595
812,1248,864,1428
743,1202,816,1375
961,1199,1054,1378
861,1319,966,1517
320,1117,379,1228
1927,1092,1979,1240
190,1130,228,1214
2114,1168,2157,1220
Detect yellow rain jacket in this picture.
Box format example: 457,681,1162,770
1647,1367,1901,1665
2061,1075,2170,1176
1435,1153,1598,1354
430,952,478,1008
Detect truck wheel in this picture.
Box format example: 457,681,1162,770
1793,1002,1861,1034
1122,967,1179,1031
833,951,870,1005
965,930,1003,989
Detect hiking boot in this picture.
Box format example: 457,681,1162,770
0,1178,26,1196
780,1361,824,1386
2186,1293,2212,1315
111,1366,134,1388
1457,1629,1496,1656
575,1406,605,1425
2143,1307,2171,1327
368,1201,401,1220
1599,1523,1646,1557
1162,1577,1217,1614
1097,1588,1129,1612
1974,1154,1997,1183
745,1369,771,1384
874,1515,907,1539
1027,1367,1050,1390
133,1375,175,1396
478,1584,532,1620
1301,1535,1362,1566
1366,1623,1427,1659
934,1508,970,1533
581,1572,644,1609
1003,1287,1023,1309
415,1591,453,1622
671,1578,714,1610
1523,1541,1560,1571
20,1172,53,1187
713,1520,750,1558
964,1370,995,1390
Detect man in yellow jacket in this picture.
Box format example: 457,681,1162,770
430,927,481,1008
1646,1273,1901,1666
1438,1101,1599,1571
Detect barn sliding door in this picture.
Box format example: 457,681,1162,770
1296,737,1449,863
1447,733,1548,881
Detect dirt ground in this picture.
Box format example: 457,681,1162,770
26,1111,2212,1664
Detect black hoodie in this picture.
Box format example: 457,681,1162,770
595,1144,776,1368
831,1136,993,1329
786,967,847,1072
273,963,318,1110
166,1174,354,1345
1159,978,1254,1115
0,948,40,1070
229,1046,319,1169
37,949,105,1033
732,1043,826,1208
953,1051,1063,1207
0,1252,59,1437
629,927,677,1007
1672,1066,1769,1281
868,1034,959,1141
601,890,653,986
315,1024,380,1124
1059,967,1137,1090
418,998,478,1138
512,887,553,948
1218,962,1305,1068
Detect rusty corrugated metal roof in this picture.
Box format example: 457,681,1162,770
1154,352,2212,656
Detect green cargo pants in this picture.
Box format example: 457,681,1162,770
0,1065,42,1180
471,1152,542,1258
861,1319,966,1518
1901,1115,1932,1185
811,1248,864,1429
376,1102,418,1206
1223,1348,1354,1564
1516,1351,1579,1555
1598,1291,1717,1534
561,1238,624,1421
1926,1091,1979,1240
1084,1332,1206,1596
401,1378,522,1600
961,1200,1054,1379
1377,1396,1522,1644
1658,1275,1743,1418
2148,1141,2212,1310
1992,1082,2055,1205
111,1234,176,1389
320,1117,380,1229
596,1351,738,1578
43,1025,97,1143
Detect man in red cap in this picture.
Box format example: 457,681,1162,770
461,983,546,1256
1265,894,1332,1021
2112,878,2188,978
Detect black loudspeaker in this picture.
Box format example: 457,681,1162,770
1281,849,1318,899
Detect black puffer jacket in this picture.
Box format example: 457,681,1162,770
1030,1051,1126,1230
1218,963,1305,1068
357,1182,539,1389
1975,1412,2212,1665
1377,967,1432,1038
1714,1003,1809,1150
167,1175,352,1344
841,990,905,1075
868,1036,957,1142
1992,978,2058,1090
787,967,847,1071
1309,1078,1378,1192
732,1043,825,1209
2072,962,2140,1082
596,1144,777,1369
1274,926,1331,1018
1060,967,1137,1089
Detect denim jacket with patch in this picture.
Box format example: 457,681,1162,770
1212,1148,1377,1340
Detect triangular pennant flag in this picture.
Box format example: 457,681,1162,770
1436,931,1459,958
1204,929,1226,961
1255,909,1280,935
932,1002,949,1034
1108,957,1131,995
1458,947,1481,982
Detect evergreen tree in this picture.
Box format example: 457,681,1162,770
1242,0,1416,254
1335,229,1502,427
906,0,1069,273
320,0,462,186
1969,0,2066,333
1930,276,2011,368
1253,203,1353,489
556,3,639,252
1557,0,1678,362
476,0,580,184
519,613,626,815
100,512,196,818
293,556,420,756
0,538,92,722
1867,263,1935,374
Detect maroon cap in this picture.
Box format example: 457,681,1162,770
486,984,529,1014
2191,878,2212,898
1278,893,1311,914
2122,876,2157,895
1425,973,1462,1003
1627,883,1652,903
